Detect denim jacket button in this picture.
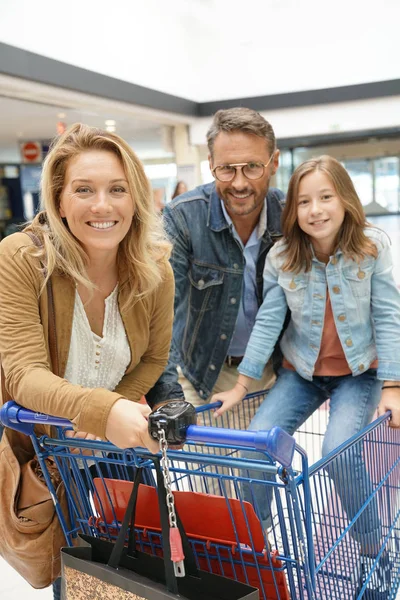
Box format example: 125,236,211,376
331,257,338,265
220,334,227,340
338,314,346,322
333,285,341,294
230,297,237,304
289,279,297,289
209,364,216,371
357,270,365,279
233,263,239,269
345,338,353,347
198,279,205,288
359,363,365,371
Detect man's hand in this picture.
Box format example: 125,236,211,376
377,387,400,428
105,399,160,453
211,386,246,418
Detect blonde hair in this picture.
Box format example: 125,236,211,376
281,155,378,272
26,123,171,311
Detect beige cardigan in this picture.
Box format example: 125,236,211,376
0,232,174,439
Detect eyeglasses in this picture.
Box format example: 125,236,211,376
212,153,275,182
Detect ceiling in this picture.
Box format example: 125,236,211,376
1,0,399,102
0,74,192,161
0,0,399,162
0,95,162,143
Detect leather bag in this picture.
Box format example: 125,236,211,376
0,232,68,588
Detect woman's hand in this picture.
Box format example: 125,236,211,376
377,387,400,428
105,398,160,453
211,386,247,419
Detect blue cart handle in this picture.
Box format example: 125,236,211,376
0,401,72,436
185,424,295,467
0,400,295,467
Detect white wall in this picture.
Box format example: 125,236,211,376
190,96,400,146
0,145,20,163
0,0,399,102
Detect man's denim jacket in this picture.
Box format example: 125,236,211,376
239,227,400,382
146,182,284,405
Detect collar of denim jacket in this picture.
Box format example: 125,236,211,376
208,183,282,240
208,184,231,231
310,243,343,262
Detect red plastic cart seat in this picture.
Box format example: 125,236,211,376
92,478,290,600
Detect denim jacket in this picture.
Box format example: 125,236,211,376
146,182,284,405
239,227,400,382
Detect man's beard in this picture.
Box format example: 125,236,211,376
222,187,268,217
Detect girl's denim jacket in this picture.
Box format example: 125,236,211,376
239,227,400,382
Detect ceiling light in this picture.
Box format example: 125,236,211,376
105,119,116,126
106,125,116,132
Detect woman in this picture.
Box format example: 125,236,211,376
171,180,188,200
0,123,175,597
213,155,400,598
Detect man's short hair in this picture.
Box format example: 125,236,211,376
206,107,276,158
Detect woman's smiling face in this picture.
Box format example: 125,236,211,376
59,150,134,260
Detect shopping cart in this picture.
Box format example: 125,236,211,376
1,390,399,599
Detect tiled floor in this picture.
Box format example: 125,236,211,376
1,214,399,599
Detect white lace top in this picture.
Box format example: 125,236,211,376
64,286,131,391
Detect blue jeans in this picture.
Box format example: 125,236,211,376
242,367,382,552
52,577,61,599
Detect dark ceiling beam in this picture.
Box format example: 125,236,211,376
277,126,400,150
1,43,400,120
199,80,400,115
0,42,198,117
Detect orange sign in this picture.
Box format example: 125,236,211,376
57,122,66,135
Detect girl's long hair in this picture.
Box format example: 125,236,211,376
26,123,171,311
281,155,377,272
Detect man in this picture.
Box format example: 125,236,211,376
147,107,284,421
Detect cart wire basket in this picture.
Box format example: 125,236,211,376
1,390,399,599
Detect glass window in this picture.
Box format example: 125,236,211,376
143,163,177,206
374,157,399,213
275,150,292,194
201,160,213,184
20,164,41,218
342,159,374,208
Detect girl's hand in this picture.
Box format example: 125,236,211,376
105,398,160,453
211,386,247,419
377,387,400,428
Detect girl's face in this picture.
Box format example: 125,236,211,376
59,150,134,262
296,170,345,253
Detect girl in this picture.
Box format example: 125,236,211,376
212,155,400,599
